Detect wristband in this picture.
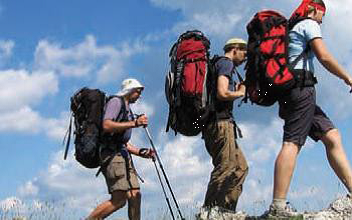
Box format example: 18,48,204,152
139,148,149,157
134,119,138,127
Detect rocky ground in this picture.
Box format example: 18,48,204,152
196,196,352,220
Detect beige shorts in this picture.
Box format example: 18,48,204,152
102,153,140,193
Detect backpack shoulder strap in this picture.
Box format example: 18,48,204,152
234,67,244,83
288,17,312,30
111,96,129,122
214,56,243,83
289,45,310,70
213,55,227,64
212,55,230,74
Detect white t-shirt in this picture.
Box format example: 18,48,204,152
288,19,322,73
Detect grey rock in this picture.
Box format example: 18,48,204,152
195,196,352,220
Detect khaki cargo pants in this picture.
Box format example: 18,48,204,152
202,119,248,211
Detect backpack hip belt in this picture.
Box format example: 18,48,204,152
292,69,317,88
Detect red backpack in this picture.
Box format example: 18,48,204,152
165,30,211,136
244,10,315,106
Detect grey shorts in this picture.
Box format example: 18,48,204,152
279,87,335,146
101,151,140,193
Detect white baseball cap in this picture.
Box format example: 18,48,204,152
116,78,144,96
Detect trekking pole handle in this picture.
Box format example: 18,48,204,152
134,113,148,128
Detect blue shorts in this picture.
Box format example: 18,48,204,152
279,87,335,146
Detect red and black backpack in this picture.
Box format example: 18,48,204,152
244,10,316,106
165,30,212,136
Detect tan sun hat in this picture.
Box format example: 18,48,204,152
116,78,144,96
223,38,247,51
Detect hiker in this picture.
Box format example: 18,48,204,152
266,0,352,217
87,78,155,220
201,38,249,212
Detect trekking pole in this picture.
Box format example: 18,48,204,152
63,115,72,160
144,127,185,220
152,157,175,220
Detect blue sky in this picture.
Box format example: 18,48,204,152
1,0,352,219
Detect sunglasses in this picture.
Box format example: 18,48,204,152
235,46,247,51
134,88,143,94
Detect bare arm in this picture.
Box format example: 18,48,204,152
310,38,352,89
102,114,148,133
217,75,246,101
126,142,140,155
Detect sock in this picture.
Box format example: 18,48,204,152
272,198,287,209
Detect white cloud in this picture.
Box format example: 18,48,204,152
18,181,39,197
172,10,244,37
238,118,283,163
44,111,71,140
150,0,299,38
18,150,107,212
238,178,272,211
161,135,209,176
0,39,15,59
152,135,211,204
0,35,151,139
0,106,69,140
34,35,148,84
131,99,155,117
0,106,42,133
0,69,58,112
164,1,248,37
126,127,211,205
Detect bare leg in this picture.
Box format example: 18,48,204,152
127,189,141,220
87,190,127,219
273,142,301,199
321,129,352,193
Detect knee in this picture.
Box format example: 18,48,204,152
322,129,341,148
129,190,141,201
280,142,301,157
111,192,127,208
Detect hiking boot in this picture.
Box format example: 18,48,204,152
328,194,352,215
261,202,303,220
